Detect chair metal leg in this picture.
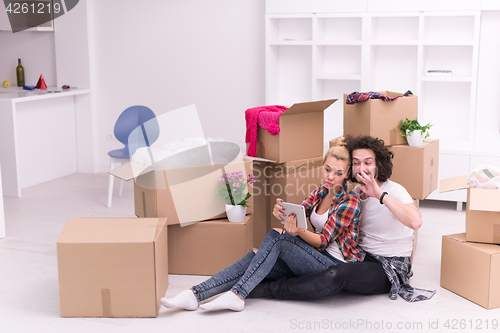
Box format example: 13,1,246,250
118,178,124,197
107,158,115,208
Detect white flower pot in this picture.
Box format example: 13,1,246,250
225,204,247,223
406,130,425,147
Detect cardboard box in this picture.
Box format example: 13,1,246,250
389,139,439,200
250,159,271,248
440,175,500,244
441,233,500,309
110,156,253,225
343,91,418,146
168,215,253,275
251,99,336,163
246,156,324,246
57,218,168,317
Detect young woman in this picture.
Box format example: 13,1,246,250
248,135,435,302
160,137,363,312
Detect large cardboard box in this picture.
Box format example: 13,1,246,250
441,233,500,309
168,215,253,275
251,99,336,163
389,139,439,200
343,91,418,146
57,218,168,317
110,156,253,225
440,175,500,244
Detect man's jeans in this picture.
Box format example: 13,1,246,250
192,229,342,301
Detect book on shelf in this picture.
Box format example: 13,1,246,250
426,70,452,76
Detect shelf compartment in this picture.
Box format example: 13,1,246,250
267,45,312,105
368,45,418,93
317,79,361,143
420,81,472,142
317,17,362,43
423,45,473,77
423,15,475,44
370,16,419,42
317,45,361,78
268,17,313,43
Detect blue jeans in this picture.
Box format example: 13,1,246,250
191,229,342,301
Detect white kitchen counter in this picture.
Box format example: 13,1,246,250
0,86,91,197
0,86,90,102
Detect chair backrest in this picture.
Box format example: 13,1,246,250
114,105,160,155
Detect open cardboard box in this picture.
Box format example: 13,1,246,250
390,139,439,200
441,233,500,309
248,99,336,163
109,143,253,225
57,218,168,317
440,175,500,244
343,91,418,146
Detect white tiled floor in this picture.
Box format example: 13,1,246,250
1,173,500,333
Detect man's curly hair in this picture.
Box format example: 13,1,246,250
345,135,394,183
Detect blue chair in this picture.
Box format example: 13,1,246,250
107,105,159,207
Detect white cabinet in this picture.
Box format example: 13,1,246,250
266,1,500,204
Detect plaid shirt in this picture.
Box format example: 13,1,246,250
370,254,436,302
301,183,363,263
346,90,413,104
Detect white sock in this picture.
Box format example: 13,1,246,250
199,291,245,312
160,290,198,311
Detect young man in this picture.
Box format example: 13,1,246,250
248,135,435,302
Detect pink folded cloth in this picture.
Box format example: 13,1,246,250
245,105,287,157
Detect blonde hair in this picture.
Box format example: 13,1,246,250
324,136,350,167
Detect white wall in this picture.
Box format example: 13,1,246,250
89,0,266,172
0,31,57,87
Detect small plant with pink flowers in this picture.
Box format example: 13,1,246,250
216,171,255,207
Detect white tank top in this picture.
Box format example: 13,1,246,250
309,208,346,263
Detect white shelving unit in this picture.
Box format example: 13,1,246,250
266,0,500,204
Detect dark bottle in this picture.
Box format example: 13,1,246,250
16,59,25,87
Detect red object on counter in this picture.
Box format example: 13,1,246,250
35,74,47,89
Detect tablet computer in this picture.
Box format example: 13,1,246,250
280,202,308,230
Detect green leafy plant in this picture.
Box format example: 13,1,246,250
216,171,255,207
398,118,433,140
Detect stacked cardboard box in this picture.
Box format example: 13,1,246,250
246,99,337,246
340,91,431,260
439,176,500,309
343,91,418,146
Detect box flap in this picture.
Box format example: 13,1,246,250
444,233,467,243
439,175,469,193
108,161,150,181
282,99,337,116
243,154,277,163
57,218,162,244
283,156,324,172
445,233,500,255
469,188,500,212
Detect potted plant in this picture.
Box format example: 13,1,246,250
399,118,433,147
216,171,255,222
